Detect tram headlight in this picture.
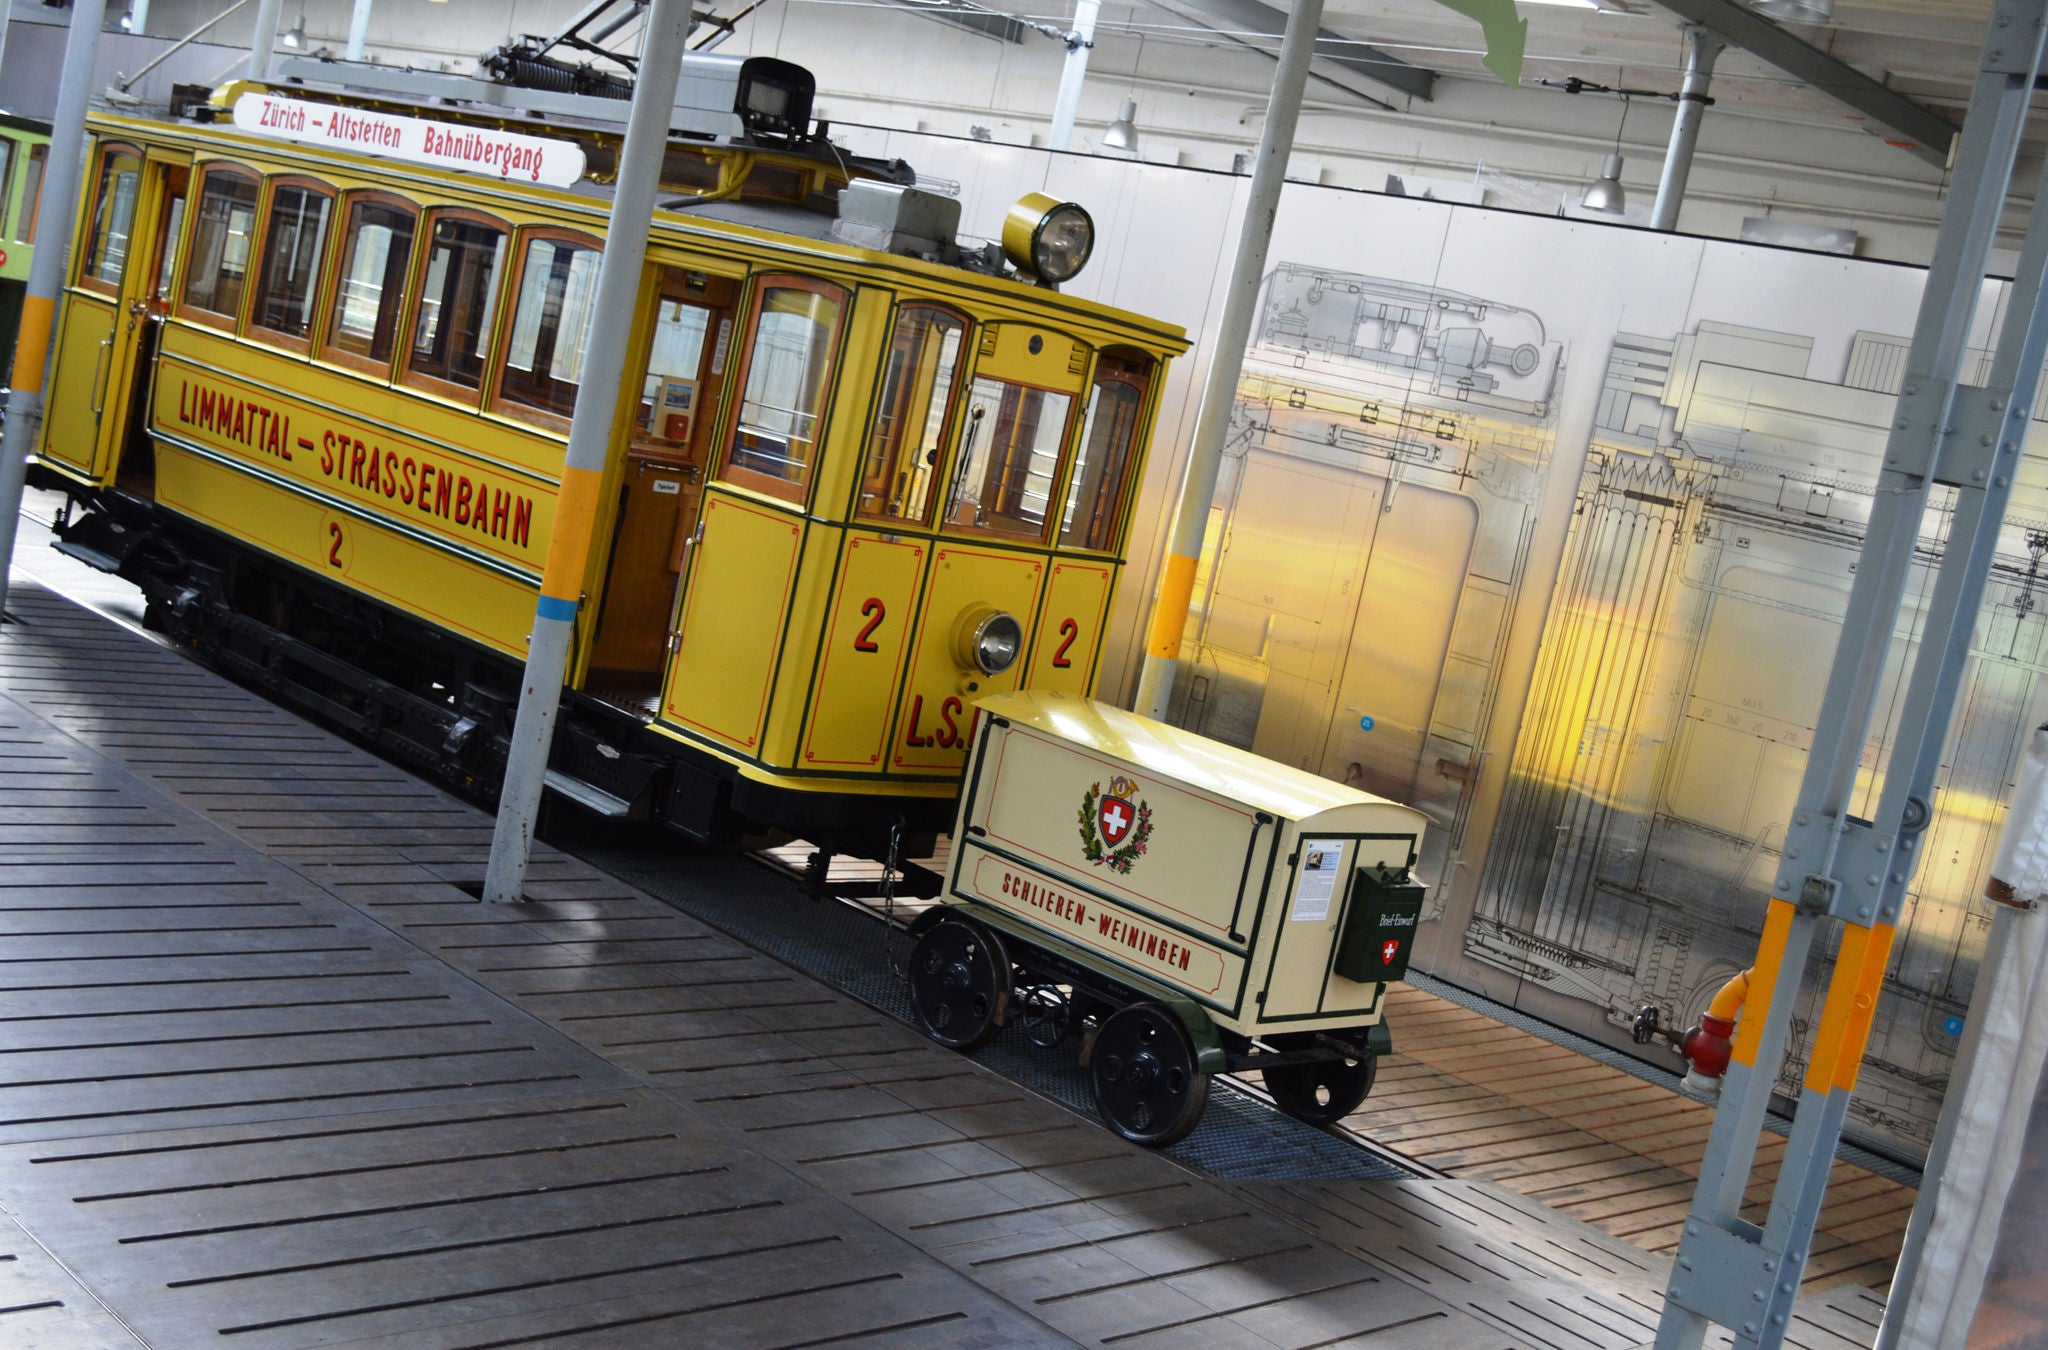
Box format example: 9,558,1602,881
954,604,1024,676
1002,193,1094,284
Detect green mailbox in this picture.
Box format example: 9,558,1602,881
1335,864,1426,984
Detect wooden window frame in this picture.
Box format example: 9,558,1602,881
317,189,420,378
245,173,337,356
397,206,511,407
1058,348,1155,554
489,225,605,433
74,142,146,299
715,272,850,508
854,300,971,529
177,161,263,332
941,373,1080,546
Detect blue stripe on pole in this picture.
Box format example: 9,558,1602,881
534,594,579,623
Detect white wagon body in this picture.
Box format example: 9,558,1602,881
906,690,1431,1145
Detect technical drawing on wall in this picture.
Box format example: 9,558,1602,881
1166,262,1564,922
1469,317,2048,1155
1162,252,2044,1160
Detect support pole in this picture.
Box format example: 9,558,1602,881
1048,0,1100,152
1654,0,2048,1344
1650,26,1720,232
248,0,283,81
0,0,109,618
482,0,691,905
1130,0,1322,721
346,0,372,61
129,0,151,36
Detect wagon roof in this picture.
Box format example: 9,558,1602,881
977,690,1428,827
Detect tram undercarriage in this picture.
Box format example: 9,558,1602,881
38,477,953,878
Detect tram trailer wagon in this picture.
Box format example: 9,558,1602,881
906,690,1429,1145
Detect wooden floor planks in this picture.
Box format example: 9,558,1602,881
1353,985,1914,1291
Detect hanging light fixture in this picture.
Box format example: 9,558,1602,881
1580,94,1629,214
1753,0,1831,21
282,13,307,48
1102,98,1139,151
1099,31,1143,154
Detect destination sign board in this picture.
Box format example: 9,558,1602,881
231,92,588,188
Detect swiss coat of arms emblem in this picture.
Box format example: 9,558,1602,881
1078,774,1153,874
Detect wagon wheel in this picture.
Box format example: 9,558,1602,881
1262,1030,1376,1125
1089,1002,1209,1147
906,916,1011,1051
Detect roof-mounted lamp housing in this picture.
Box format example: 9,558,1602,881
1001,192,1094,285
734,57,816,139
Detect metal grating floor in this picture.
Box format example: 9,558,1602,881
591,848,1422,1184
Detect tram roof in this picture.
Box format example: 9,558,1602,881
83,82,1189,351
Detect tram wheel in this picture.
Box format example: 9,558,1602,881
1262,1030,1376,1124
1089,1002,1209,1147
906,916,1010,1051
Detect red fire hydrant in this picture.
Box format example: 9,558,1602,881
1680,968,1751,1100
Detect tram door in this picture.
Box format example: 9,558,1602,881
41,146,187,489
587,264,736,704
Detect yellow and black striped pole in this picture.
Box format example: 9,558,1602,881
0,0,108,617
480,0,693,904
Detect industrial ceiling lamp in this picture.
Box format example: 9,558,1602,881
1580,93,1629,214
282,13,307,48
1102,98,1139,151
1753,0,1830,21
1101,31,1143,154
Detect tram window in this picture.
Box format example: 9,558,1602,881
14,145,44,244
637,299,710,444
406,213,506,394
250,183,333,343
325,196,416,368
858,305,964,526
0,142,12,239
154,194,187,304
1060,350,1154,550
944,378,1074,541
501,233,602,419
80,148,143,291
182,167,260,322
721,277,847,504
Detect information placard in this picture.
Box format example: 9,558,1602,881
1290,840,1344,922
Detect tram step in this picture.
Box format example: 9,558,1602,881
51,539,123,574
544,768,634,818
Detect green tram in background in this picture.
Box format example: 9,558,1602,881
0,112,50,380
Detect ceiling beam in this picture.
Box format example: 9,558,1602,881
1170,0,1438,101
1646,0,1954,167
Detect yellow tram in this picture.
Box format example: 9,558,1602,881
30,57,1187,860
